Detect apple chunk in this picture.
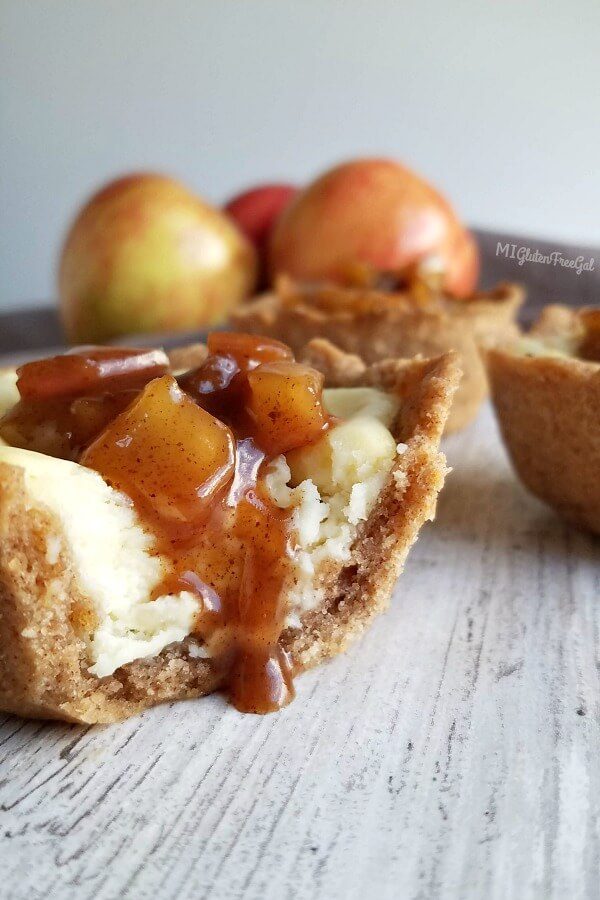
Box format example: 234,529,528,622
208,332,293,369
81,375,235,529
245,361,327,454
16,347,170,401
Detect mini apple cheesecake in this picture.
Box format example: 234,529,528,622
231,273,523,432
485,305,600,535
0,334,459,723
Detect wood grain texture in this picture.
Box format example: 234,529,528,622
1,405,599,900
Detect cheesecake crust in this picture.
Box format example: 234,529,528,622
0,341,460,722
231,278,523,432
485,305,600,535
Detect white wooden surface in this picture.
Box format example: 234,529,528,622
1,405,599,900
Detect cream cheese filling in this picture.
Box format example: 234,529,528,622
516,336,577,359
0,443,198,677
0,383,399,677
267,388,400,620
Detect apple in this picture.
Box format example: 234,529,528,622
268,159,479,298
59,173,258,344
224,184,297,251
224,183,297,288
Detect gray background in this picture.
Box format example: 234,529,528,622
2,0,600,311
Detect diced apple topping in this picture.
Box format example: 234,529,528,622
0,390,139,460
179,333,295,420
17,347,169,401
0,331,404,716
81,375,235,531
245,360,328,455
177,353,242,417
207,332,293,370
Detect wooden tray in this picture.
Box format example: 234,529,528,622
1,406,598,899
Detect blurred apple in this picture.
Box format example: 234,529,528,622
59,173,258,343
268,159,479,298
224,184,297,251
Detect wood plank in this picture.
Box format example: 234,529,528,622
1,405,598,899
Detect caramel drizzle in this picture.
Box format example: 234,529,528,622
148,438,295,714
0,340,331,714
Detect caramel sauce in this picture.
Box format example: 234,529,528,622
155,439,295,713
334,259,445,295
1,335,332,714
